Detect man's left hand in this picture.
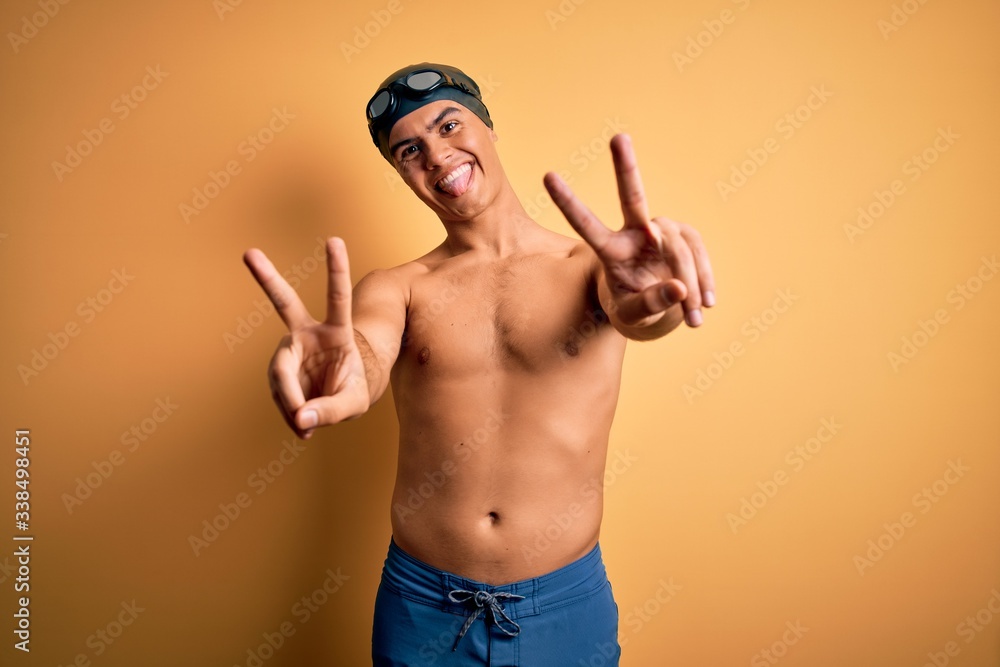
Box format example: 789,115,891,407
544,133,715,329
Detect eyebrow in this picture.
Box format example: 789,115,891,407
388,107,462,158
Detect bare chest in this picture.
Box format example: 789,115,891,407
399,256,609,374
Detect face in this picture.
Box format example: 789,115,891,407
386,99,503,223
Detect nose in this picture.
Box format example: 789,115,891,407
422,135,452,170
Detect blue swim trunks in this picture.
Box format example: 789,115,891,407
372,538,621,666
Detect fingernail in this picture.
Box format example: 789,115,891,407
686,309,703,327
703,291,716,307
299,410,318,429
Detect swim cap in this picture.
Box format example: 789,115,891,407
366,63,493,162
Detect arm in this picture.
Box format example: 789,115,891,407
547,134,716,341
351,269,407,405
243,237,386,440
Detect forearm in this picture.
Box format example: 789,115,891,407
353,329,394,404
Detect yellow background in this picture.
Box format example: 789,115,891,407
2,0,999,665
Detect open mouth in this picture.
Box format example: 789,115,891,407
435,162,474,198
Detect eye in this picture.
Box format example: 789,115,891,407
442,120,459,133
398,144,420,161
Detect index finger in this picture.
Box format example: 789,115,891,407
610,134,650,228
543,171,613,255
243,248,313,331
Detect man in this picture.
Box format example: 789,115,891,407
244,63,715,666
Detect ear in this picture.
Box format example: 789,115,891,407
490,128,498,142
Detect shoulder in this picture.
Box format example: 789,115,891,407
529,227,596,264
354,246,442,308
564,236,601,277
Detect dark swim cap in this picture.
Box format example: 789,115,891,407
366,63,493,162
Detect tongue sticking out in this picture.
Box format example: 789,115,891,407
438,165,473,197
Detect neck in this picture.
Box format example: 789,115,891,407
438,179,540,258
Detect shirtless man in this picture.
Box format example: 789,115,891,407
244,63,714,666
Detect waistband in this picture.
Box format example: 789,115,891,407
380,537,609,622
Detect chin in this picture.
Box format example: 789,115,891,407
438,201,487,223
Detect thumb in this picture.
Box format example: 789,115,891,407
295,386,368,433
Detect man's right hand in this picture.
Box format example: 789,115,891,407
243,237,369,439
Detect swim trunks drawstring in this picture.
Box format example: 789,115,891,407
447,588,525,652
